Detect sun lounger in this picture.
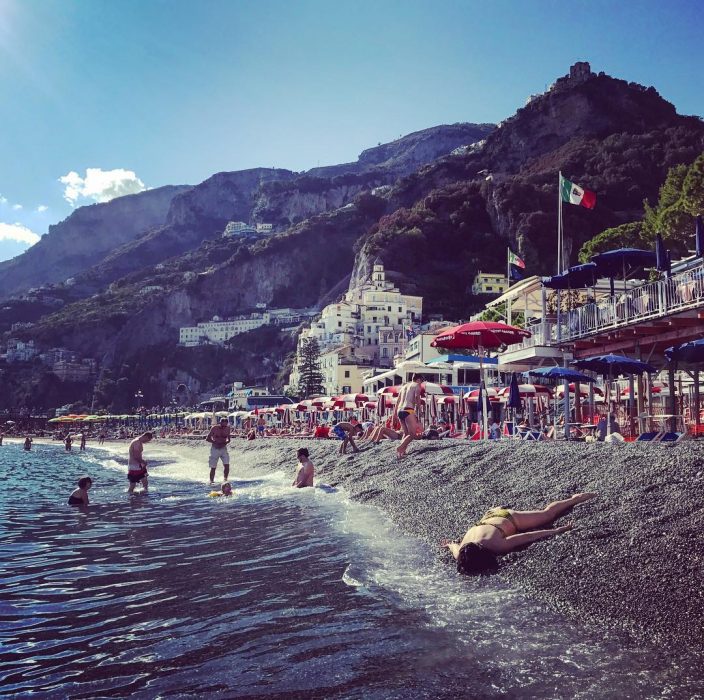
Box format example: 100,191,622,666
522,430,544,441
656,431,686,443
635,431,661,442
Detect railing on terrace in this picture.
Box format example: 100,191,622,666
557,260,704,342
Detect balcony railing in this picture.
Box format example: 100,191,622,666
557,260,704,342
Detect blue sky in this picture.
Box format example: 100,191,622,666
1,0,702,262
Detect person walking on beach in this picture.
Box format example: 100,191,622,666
68,476,93,506
128,431,152,494
206,418,231,483
293,447,314,488
394,374,423,459
442,493,597,575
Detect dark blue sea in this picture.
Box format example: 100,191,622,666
0,440,701,699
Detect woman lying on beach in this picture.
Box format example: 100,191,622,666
442,493,596,575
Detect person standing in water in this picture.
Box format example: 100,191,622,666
206,418,231,483
64,433,73,451
293,447,314,488
128,431,152,494
394,374,424,459
24,436,32,451
68,476,93,506
80,432,87,450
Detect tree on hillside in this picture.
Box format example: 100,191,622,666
578,222,646,262
297,338,324,398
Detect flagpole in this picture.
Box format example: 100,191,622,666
557,171,563,273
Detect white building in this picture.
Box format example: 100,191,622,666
256,223,273,233
5,339,38,363
286,259,423,394
179,308,316,347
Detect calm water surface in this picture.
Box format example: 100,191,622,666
0,441,701,699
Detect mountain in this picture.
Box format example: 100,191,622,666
0,124,490,301
0,185,190,299
4,63,704,410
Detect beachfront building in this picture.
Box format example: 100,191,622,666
179,308,316,346
471,271,508,296
286,259,423,392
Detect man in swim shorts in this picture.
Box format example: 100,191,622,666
394,374,423,459
128,432,153,494
206,418,231,483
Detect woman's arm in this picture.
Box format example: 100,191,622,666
494,524,572,553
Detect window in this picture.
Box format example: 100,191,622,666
487,286,493,291
382,347,388,357
367,326,371,332
398,307,402,312
387,306,391,311
372,316,377,322
338,321,342,327
344,370,350,378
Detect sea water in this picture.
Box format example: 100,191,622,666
0,441,702,699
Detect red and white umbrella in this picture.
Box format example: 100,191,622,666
433,321,531,439
498,383,553,398
421,381,454,396
464,387,501,402
556,383,604,398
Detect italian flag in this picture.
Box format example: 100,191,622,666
507,249,525,268
560,175,596,209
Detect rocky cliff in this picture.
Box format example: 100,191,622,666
0,185,190,298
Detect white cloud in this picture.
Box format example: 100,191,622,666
0,195,7,205
59,167,146,205
36,204,48,212
12,203,22,210
0,222,41,245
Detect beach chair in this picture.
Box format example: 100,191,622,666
522,429,544,441
656,431,686,443
635,431,661,442
466,422,482,440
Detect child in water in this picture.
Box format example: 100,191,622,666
68,476,92,506
208,482,233,498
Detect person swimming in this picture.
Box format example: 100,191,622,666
442,493,597,575
208,482,233,498
68,476,93,506
292,447,314,488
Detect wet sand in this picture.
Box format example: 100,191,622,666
167,437,704,653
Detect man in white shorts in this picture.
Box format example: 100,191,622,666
206,418,231,483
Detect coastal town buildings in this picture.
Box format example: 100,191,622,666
179,307,317,346
222,221,273,237
286,259,422,395
471,271,508,296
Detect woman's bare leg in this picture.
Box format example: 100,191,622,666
510,493,596,531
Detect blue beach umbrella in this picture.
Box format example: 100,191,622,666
526,366,595,383
591,248,657,296
572,354,656,377
665,338,704,365
542,262,599,290
507,373,522,410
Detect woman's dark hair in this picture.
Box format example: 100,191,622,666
456,543,499,576
297,448,309,458
78,476,92,489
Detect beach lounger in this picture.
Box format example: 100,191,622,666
656,431,686,443
522,430,543,441
635,431,661,442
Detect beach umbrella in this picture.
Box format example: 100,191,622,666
666,337,704,435
556,383,604,397
591,248,657,296
421,382,454,396
542,262,599,290
432,321,531,439
665,338,704,365
573,354,656,438
696,216,704,259
377,385,400,395
507,373,522,410
655,233,671,276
